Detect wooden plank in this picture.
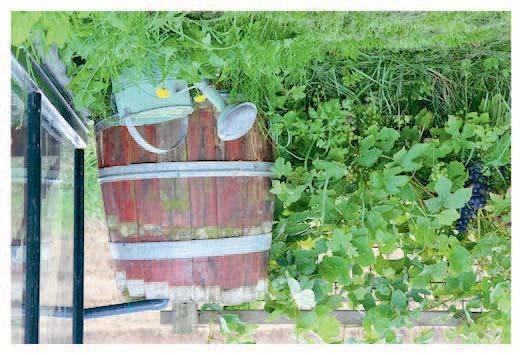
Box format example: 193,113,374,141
156,119,191,240
216,177,244,238
113,127,138,239
134,178,163,240
169,259,194,286
261,177,275,233
243,176,265,236
128,125,162,241
101,127,120,167
187,106,218,240
171,178,192,240
173,302,198,334
219,254,244,289
160,310,481,327
95,130,105,168
134,125,158,163
100,182,120,242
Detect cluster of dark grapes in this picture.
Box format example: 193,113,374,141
455,160,489,233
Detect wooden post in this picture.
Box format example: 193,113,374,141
173,302,198,334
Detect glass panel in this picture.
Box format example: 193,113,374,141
11,57,82,344
10,79,28,344
38,104,76,344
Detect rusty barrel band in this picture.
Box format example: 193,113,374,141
109,233,272,260
98,161,275,184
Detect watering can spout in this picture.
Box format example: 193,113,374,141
195,80,258,141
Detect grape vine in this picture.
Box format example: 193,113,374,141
10,11,512,344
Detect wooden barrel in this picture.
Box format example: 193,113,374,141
95,100,275,305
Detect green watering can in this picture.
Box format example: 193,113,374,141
113,68,258,154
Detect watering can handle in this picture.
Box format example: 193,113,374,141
122,111,188,155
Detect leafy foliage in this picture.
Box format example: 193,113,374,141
268,98,510,343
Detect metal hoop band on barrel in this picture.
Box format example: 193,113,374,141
98,161,275,183
109,233,272,260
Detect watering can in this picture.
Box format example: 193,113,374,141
112,68,258,154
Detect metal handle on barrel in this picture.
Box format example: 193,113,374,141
122,109,188,155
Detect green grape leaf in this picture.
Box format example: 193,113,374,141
297,310,317,330
287,276,317,310
449,245,473,275
376,127,400,152
315,315,340,342
353,235,376,267
434,209,460,226
318,256,349,284
328,228,356,257
272,157,292,178
358,135,382,167
391,289,408,309
11,12,42,46
313,160,347,180
270,181,306,207
392,143,429,172
424,176,472,213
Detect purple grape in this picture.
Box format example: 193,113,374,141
455,159,489,233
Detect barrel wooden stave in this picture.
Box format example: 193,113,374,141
103,175,273,243
95,105,273,169
113,250,268,304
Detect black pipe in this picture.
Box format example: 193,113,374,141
38,299,169,320
24,92,42,344
72,149,84,343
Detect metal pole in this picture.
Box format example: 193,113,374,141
72,149,84,343
35,299,170,319
24,92,41,344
